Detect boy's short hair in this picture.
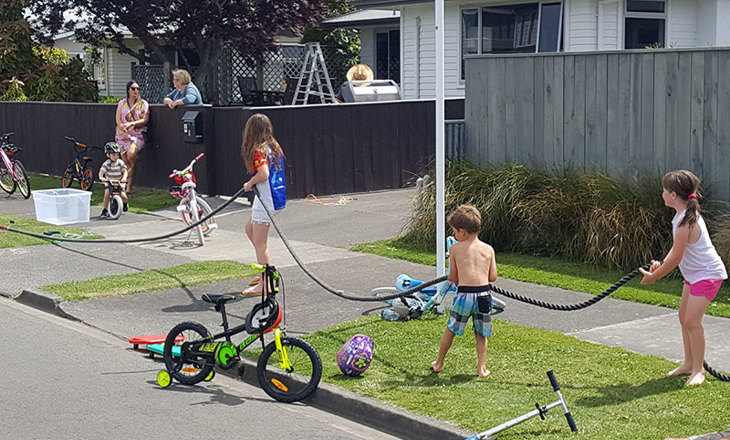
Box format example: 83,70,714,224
447,205,482,234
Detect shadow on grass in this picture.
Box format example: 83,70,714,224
576,375,683,407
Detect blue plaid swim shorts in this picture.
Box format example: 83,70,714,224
446,285,492,337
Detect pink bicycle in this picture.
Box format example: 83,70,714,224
0,132,31,199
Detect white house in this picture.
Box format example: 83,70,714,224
54,30,147,98
330,0,730,99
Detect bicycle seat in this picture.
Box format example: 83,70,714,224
202,293,236,306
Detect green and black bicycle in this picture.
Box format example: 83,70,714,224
156,264,322,403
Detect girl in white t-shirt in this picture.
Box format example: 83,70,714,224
640,170,727,386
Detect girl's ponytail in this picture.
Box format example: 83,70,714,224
682,194,700,227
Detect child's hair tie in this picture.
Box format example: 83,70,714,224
688,193,697,199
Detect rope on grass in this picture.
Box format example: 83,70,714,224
0,187,247,244
704,361,730,382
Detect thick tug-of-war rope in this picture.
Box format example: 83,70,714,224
0,187,247,244
255,188,730,382
490,266,647,311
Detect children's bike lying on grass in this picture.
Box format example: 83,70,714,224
61,136,100,191
169,153,217,245
156,264,322,403
0,132,31,198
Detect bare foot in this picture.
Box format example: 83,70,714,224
685,371,706,386
478,368,491,378
667,366,692,377
430,361,442,373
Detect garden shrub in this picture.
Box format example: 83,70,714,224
407,162,730,272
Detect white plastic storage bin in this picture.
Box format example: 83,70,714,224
32,188,91,225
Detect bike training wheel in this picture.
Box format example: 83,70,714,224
13,160,30,199
163,321,215,385
257,337,322,403
80,167,94,191
61,166,74,189
156,370,172,388
108,195,123,220
0,159,15,194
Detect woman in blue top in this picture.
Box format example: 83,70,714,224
163,69,202,108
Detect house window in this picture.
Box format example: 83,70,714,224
376,29,400,81
461,2,562,80
625,0,666,49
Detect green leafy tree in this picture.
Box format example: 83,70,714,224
0,77,28,100
0,0,36,86
29,0,327,101
0,0,98,101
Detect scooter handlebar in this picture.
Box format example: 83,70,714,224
565,412,578,432
547,370,560,391
195,153,204,161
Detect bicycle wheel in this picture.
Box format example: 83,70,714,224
257,337,322,403
80,167,94,191
13,160,30,199
195,198,215,236
108,195,123,220
0,159,15,194
61,166,74,188
163,321,215,385
180,197,209,241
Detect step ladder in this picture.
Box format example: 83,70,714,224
291,42,336,105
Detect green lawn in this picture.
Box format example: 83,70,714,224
30,173,178,213
351,237,730,318
0,214,101,248
305,313,730,440
42,260,258,301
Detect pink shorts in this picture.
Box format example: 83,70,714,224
683,279,724,301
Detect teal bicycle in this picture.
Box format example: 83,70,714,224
156,264,322,403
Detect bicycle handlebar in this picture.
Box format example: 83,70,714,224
1,132,15,139
169,153,205,178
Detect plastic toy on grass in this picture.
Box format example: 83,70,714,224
373,236,506,320
336,334,373,377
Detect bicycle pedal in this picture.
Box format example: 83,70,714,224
237,364,245,377
208,223,218,230
176,205,186,212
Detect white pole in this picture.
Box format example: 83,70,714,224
435,0,446,277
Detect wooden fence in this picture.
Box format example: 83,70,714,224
464,48,730,201
0,99,464,198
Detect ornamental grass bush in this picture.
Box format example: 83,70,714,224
406,162,730,272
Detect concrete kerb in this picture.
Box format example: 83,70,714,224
11,289,471,440
232,357,472,440
15,289,79,322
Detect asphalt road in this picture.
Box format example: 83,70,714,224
0,297,398,440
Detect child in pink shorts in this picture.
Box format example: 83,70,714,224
640,170,727,387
